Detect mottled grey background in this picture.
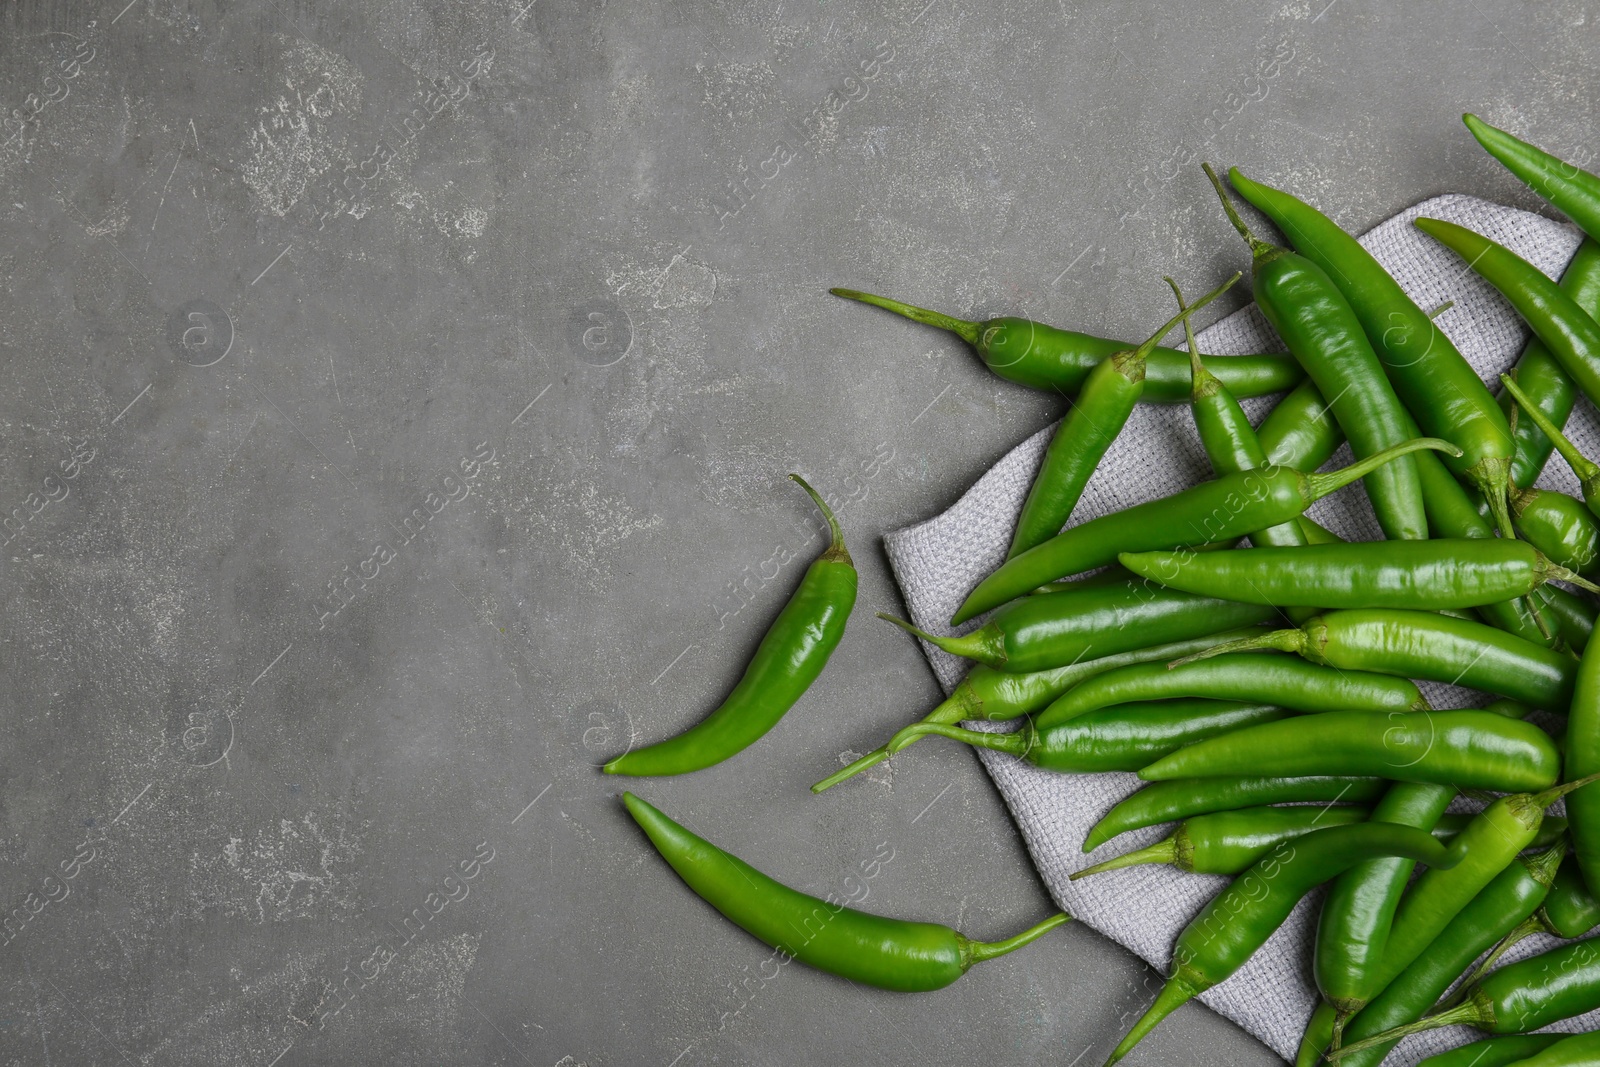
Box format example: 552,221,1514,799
0,2,1594,1065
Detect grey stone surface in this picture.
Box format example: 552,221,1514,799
0,1,1594,1065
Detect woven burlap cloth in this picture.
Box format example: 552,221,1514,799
882,194,1600,1063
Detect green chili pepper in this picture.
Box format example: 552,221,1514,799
1260,379,1345,470
827,288,1302,402
1007,275,1242,558
1101,822,1459,1066
1502,241,1600,489
885,698,1289,775
1073,804,1371,879
1566,610,1600,898
1141,709,1560,792
1537,584,1595,652
605,475,856,776
1416,216,1600,411
1542,857,1600,939
1330,937,1600,1058
1509,486,1600,576
1503,372,1600,512
1500,1031,1600,1066
885,575,1278,673
1205,163,1430,542
1119,540,1600,609
622,793,1069,991
1084,775,1389,853
1329,841,1566,1067
1175,609,1578,711
1033,653,1428,729
1417,1035,1566,1067
811,625,1269,794
1229,167,1519,536
1464,113,1600,241
951,437,1459,623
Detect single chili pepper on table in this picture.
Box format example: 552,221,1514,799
827,288,1302,401
622,793,1069,991
604,475,855,776
1501,241,1600,488
810,624,1270,793
1327,841,1566,1067
951,437,1459,623
1465,113,1600,240
1007,275,1241,558
1330,935,1600,1059
1032,652,1429,728
1119,539,1600,609
1072,804,1371,879
1084,775,1389,853
1139,710,1561,792
1204,163,1431,542
1100,822,1459,1066
1417,1035,1567,1067
884,698,1289,775
1229,167,1520,536
1173,608,1579,711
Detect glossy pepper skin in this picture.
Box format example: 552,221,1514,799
1567,613,1600,899
1034,653,1428,729
1416,1036,1565,1067
827,287,1302,401
1083,775,1388,853
884,579,1277,673
1500,1032,1600,1066
622,793,1069,991
604,476,855,776
1331,842,1565,1067
1510,486,1600,576
810,625,1268,793
1465,114,1600,241
885,698,1288,775
1503,372,1600,512
1120,539,1594,609
1542,859,1600,939
1260,378,1345,470
1102,823,1458,1066
951,437,1458,623
1417,216,1600,411
1008,276,1241,558
1074,804,1372,879
1179,609,1578,711
1206,163,1429,541
1139,710,1561,793
1230,167,1518,535
1501,240,1600,488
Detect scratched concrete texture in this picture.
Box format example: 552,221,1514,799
0,0,1596,1064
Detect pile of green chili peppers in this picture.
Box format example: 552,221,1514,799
608,114,1600,1064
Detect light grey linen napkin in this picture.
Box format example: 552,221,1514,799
881,194,1600,1063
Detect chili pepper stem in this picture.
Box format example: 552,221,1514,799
1121,272,1241,385
827,287,981,345
790,473,851,566
1170,276,1221,400
1304,437,1464,501
875,612,1004,664
1324,999,1480,1062
1502,372,1600,499
811,684,981,793
1071,836,1179,879
962,911,1072,965
1549,564,1600,595
1328,1009,1352,1053
1203,162,1280,263
1167,628,1307,668
885,720,1029,758
1104,977,1198,1066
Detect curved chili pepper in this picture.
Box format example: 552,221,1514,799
1084,775,1388,853
1034,653,1428,728
1102,822,1458,1066
1417,1036,1566,1067
881,579,1277,673
1229,167,1518,536
827,287,1302,401
622,792,1069,991
1205,163,1430,541
811,625,1268,793
604,475,855,776
1008,275,1241,558
1329,841,1565,1067
1139,710,1560,792
1542,857,1600,939
1416,216,1600,410
1120,539,1600,609
1503,372,1600,510
1174,609,1578,711
1330,937,1600,1058
951,437,1459,623
1074,804,1371,879
1502,240,1600,488
1464,113,1600,240
885,698,1288,775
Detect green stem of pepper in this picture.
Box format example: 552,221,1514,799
1502,372,1600,509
